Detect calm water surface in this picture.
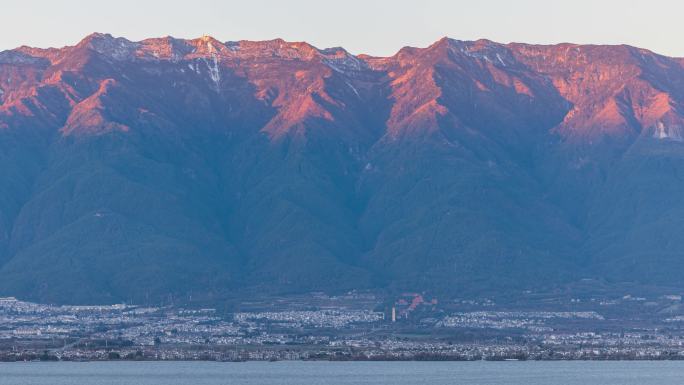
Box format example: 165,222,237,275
0,361,683,385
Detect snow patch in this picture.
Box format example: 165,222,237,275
201,55,221,91
653,121,683,141
323,51,365,74
188,63,201,75
345,81,359,97
0,51,48,65
449,41,512,67
496,53,506,66
88,35,139,61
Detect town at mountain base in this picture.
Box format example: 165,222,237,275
1,33,684,304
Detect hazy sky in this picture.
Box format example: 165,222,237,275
3,0,683,57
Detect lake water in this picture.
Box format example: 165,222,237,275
0,361,683,385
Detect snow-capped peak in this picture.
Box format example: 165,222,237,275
77,33,139,61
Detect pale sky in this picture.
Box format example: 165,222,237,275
2,0,683,57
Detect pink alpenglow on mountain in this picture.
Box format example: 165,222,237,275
1,33,684,304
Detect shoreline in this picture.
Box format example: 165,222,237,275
4,357,684,363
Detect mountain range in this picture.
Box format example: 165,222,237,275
1,33,684,304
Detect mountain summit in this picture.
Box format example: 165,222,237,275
1,34,684,304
